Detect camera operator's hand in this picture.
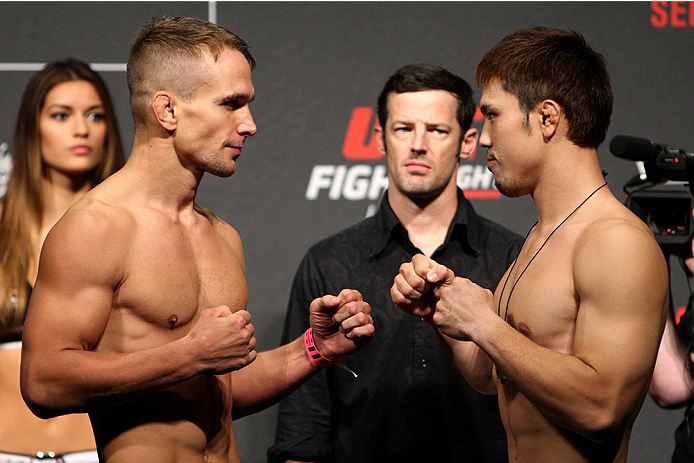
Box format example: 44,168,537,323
650,208,694,408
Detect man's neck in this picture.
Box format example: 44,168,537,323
123,136,203,221
531,146,607,233
388,183,458,257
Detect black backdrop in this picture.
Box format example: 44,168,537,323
1,2,693,462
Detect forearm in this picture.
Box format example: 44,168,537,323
21,337,201,418
232,336,320,419
439,333,496,394
475,318,643,441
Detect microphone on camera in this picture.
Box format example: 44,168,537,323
609,135,665,162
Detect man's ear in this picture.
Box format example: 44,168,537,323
538,99,561,140
151,92,177,131
374,122,386,156
458,128,479,161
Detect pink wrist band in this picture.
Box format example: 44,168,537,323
304,327,335,366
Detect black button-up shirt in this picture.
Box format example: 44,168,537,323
269,189,523,463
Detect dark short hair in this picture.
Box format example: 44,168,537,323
475,27,612,149
377,63,476,137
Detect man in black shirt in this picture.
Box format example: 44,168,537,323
269,63,522,463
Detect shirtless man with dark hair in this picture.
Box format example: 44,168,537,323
21,16,374,463
391,27,668,463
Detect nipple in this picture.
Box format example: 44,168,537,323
167,314,178,329
517,322,532,337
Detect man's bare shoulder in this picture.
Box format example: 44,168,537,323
579,198,662,256
58,187,135,240
574,197,668,296
197,206,245,269
41,184,137,277
195,204,236,234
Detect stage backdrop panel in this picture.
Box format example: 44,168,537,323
1,2,692,462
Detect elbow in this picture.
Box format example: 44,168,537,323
457,362,497,395
28,404,62,420
648,387,674,408
649,381,693,409
575,405,630,443
21,387,63,419
650,391,688,410
20,370,68,419
468,376,497,395
582,419,621,443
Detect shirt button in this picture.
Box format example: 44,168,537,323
421,359,427,368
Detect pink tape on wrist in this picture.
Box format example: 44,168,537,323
304,327,335,366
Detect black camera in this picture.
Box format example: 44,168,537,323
609,135,694,249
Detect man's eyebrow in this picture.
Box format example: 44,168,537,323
479,104,490,114
391,119,451,127
218,92,255,105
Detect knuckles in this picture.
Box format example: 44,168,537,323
343,300,371,316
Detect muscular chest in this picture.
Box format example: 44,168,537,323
112,217,248,338
496,235,578,352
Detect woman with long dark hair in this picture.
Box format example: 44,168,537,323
0,59,124,462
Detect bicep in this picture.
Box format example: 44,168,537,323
24,211,124,355
573,225,668,391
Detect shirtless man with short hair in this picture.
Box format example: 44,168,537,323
390,27,668,463
20,16,374,463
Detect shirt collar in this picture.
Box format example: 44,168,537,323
369,188,481,258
